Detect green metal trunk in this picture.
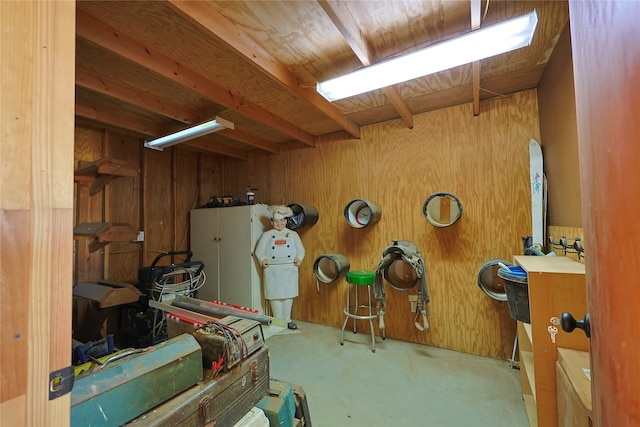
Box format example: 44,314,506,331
71,334,202,427
126,345,270,426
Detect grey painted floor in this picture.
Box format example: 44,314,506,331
264,321,528,427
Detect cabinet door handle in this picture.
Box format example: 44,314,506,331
561,312,591,338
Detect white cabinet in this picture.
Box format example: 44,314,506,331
190,204,271,314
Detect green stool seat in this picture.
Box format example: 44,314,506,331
346,270,375,285
341,269,385,352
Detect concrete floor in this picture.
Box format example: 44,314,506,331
264,321,528,427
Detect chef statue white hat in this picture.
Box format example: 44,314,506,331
268,205,293,220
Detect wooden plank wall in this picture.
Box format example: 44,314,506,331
1,1,75,425
73,136,225,282
139,148,224,267
74,128,107,284
72,130,225,341
73,132,226,275
223,90,540,359
73,129,108,341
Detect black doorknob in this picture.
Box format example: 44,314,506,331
561,312,591,338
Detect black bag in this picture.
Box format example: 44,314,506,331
203,195,245,208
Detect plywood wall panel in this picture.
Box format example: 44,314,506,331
74,90,539,360
223,90,539,359
547,225,584,264
74,127,106,161
538,23,582,227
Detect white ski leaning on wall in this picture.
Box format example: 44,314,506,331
529,138,544,247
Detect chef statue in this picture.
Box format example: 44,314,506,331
255,205,305,330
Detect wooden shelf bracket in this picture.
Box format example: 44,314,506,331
74,157,138,195
74,222,139,253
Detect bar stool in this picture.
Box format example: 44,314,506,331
340,270,385,352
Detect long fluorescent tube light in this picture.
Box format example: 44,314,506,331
317,10,538,102
144,116,234,151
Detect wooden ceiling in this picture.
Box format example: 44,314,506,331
75,1,569,160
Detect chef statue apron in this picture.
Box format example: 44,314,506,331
255,205,305,329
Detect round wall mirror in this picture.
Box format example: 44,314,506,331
423,192,462,227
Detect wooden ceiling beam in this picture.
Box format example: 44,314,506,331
471,0,482,116
75,102,163,137
218,128,280,154
76,66,202,125
166,0,360,140
317,0,372,65
77,65,279,154
77,102,249,159
183,140,249,160
379,86,414,129
318,0,414,129
76,10,317,147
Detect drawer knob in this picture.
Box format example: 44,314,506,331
561,312,591,338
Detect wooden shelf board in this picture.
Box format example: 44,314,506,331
73,281,140,308
521,350,536,396
74,157,138,195
74,222,138,253
511,254,587,427
74,157,138,179
74,222,110,237
523,323,533,345
74,222,137,241
514,255,585,275
97,223,138,242
523,394,538,427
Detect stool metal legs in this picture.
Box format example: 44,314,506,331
340,283,382,352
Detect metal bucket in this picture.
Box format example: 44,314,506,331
344,199,382,229
497,266,530,323
313,253,350,283
287,203,319,230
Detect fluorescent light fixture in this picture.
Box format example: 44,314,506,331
144,116,234,151
317,10,538,102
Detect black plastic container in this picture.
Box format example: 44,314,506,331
497,265,530,323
